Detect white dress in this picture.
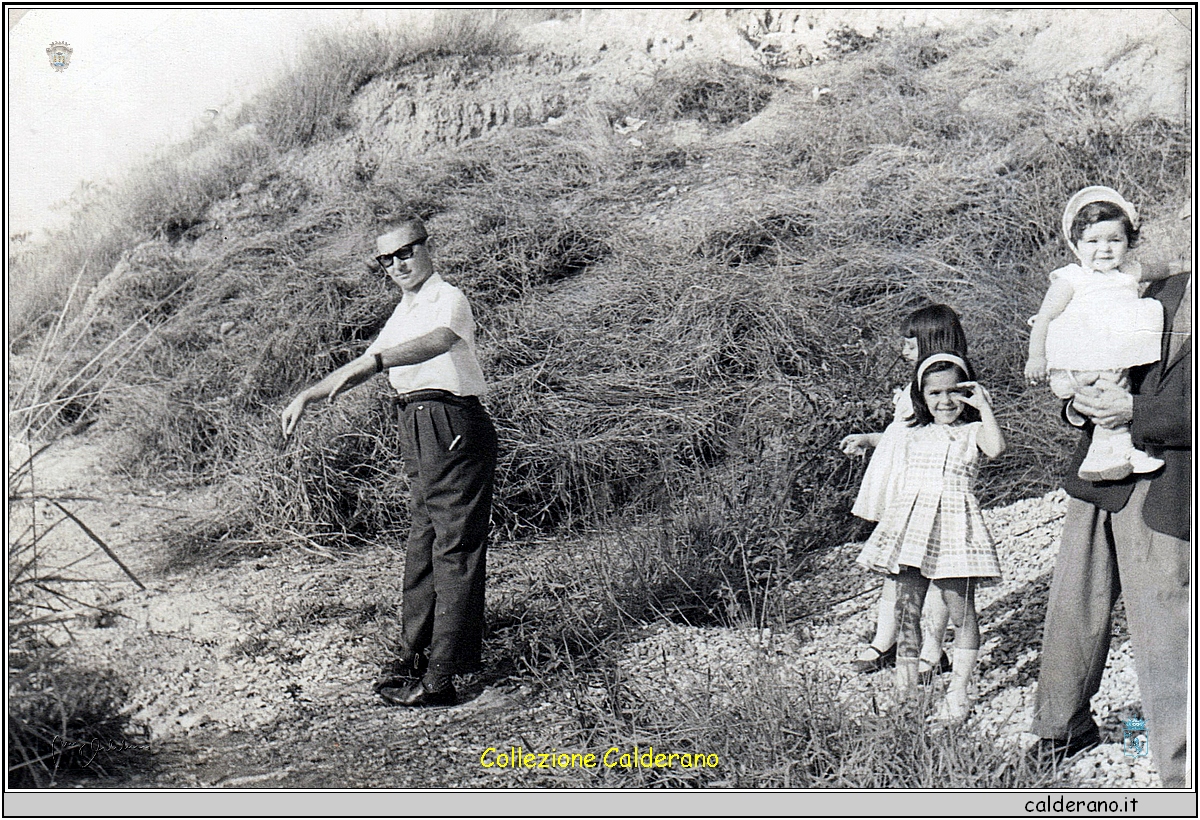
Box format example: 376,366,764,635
851,385,913,522
856,421,1001,582
1045,264,1163,372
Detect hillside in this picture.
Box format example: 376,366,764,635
8,8,1192,792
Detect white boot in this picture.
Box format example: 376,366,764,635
933,648,978,723
1106,424,1165,474
1129,448,1165,473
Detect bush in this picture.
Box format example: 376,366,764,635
9,127,273,355
119,126,272,241
826,24,883,55
8,451,150,787
8,655,149,788
9,183,127,354
632,60,777,126
249,28,395,152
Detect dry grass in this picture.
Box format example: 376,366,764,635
15,21,1190,564
526,649,1063,789
9,127,272,353
7,655,150,788
247,13,519,152
629,60,778,126
7,18,1190,790
17,19,1189,540
8,447,149,787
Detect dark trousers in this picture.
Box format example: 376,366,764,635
397,395,497,676
1031,482,1191,787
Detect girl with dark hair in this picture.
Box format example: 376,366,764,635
1025,186,1172,481
841,304,969,680
856,353,1005,721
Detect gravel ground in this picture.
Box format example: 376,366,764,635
618,489,1164,788
25,434,1165,788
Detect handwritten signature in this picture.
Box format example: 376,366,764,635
52,735,151,767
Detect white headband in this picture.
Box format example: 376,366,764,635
917,353,969,386
1061,186,1140,261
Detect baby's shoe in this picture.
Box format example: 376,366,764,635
1128,448,1165,474
1078,447,1133,482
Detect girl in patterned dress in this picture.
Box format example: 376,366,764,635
857,353,1005,720
841,305,968,679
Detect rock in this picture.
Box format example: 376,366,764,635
1021,9,1189,123
177,712,207,731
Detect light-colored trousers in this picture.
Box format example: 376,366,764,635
1030,481,1191,787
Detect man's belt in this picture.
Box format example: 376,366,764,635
393,389,480,410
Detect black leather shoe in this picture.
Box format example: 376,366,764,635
373,654,428,693
379,679,457,708
851,643,897,674
1025,727,1102,768
918,650,951,685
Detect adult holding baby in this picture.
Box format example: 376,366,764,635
281,217,498,709
1027,188,1191,787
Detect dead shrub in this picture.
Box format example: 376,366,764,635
632,60,777,126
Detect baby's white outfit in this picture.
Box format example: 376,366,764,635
1044,263,1162,372
1044,263,1164,480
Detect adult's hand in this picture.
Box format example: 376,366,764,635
1071,373,1133,429
281,392,311,438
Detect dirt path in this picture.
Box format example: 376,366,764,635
17,430,1161,788
17,432,596,788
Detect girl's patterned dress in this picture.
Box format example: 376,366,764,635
856,421,1001,582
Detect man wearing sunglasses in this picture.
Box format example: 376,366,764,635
281,217,498,708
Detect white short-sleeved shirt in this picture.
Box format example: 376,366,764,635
365,273,488,396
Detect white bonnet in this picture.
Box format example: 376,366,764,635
1061,186,1140,260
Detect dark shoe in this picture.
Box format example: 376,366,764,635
373,654,427,693
851,643,897,674
1025,727,1102,768
379,678,457,708
918,651,951,685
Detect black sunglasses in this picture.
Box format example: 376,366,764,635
375,241,423,269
